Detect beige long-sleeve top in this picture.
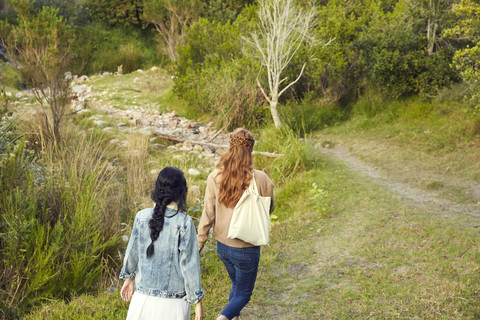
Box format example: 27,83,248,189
197,168,275,251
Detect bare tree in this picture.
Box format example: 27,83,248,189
243,0,318,128
0,0,73,142
143,0,202,61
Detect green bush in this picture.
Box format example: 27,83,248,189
70,23,165,74
280,93,346,136
0,62,22,90
255,126,320,184
356,1,458,98
0,136,120,318
173,15,264,128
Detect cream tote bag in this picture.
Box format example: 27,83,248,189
227,173,271,246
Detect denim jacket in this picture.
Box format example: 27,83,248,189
120,208,204,304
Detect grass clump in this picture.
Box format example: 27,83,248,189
255,125,321,184
0,128,121,318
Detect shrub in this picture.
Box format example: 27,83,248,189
280,93,346,136
0,134,120,318
174,17,264,128
254,126,320,184
0,62,22,90
70,23,165,75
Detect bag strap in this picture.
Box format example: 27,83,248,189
250,171,259,194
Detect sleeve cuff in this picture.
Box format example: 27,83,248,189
186,290,205,304
119,269,135,279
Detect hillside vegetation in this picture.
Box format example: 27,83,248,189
1,0,480,319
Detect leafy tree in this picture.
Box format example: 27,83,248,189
33,0,91,25
0,0,73,142
85,0,144,27
201,0,254,23
444,0,480,107
143,0,202,61
358,0,457,98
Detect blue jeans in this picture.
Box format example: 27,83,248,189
217,241,261,319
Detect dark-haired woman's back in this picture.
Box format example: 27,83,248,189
121,207,203,297
120,166,204,320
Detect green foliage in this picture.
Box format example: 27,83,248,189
0,62,22,90
201,0,254,23
444,0,480,110
0,0,74,141
309,182,329,217
85,0,144,27
174,16,264,128
33,0,91,25
302,0,373,103
142,0,203,61
255,125,320,184
70,23,165,74
280,93,346,136
0,136,120,318
357,1,457,98
24,291,129,320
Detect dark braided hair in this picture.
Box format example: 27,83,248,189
146,167,188,258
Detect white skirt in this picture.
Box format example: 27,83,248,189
126,291,191,320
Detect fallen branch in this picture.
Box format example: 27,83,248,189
153,131,283,157
208,127,224,142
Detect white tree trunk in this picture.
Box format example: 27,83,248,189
269,96,283,128
244,0,319,129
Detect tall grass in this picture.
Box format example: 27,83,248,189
0,129,120,319
255,125,320,184
121,133,153,213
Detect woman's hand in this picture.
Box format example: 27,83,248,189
195,300,204,320
120,278,134,302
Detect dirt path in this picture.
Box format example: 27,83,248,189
316,146,480,217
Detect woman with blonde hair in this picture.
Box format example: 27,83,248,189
197,128,274,320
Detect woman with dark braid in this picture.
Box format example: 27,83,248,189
120,167,204,320
197,128,275,320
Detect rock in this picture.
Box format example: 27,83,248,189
72,101,84,112
150,66,159,72
138,126,154,135
137,69,145,73
187,168,201,176
133,77,141,83
103,127,113,131
14,92,23,99
78,75,89,82
72,85,88,95
102,71,111,76
93,120,107,127
150,169,160,176
168,118,179,128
